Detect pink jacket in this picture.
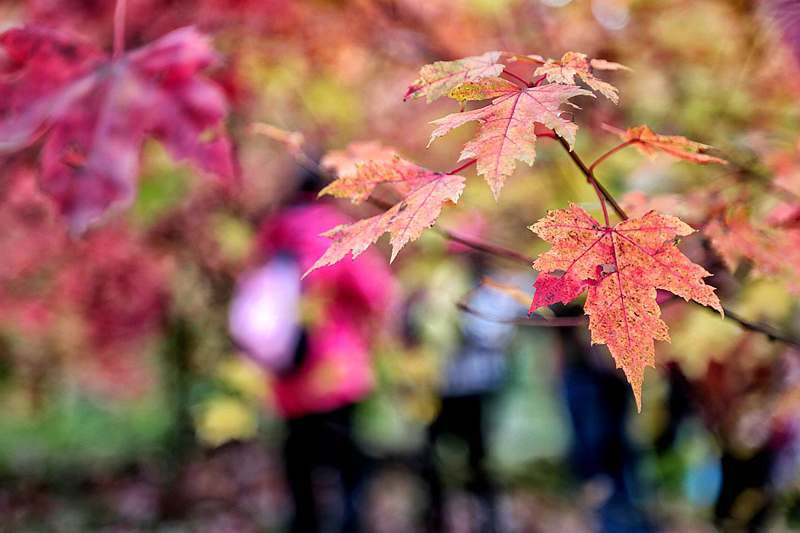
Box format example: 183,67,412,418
235,203,398,418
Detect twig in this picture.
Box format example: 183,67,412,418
248,123,321,177
436,228,534,265
726,153,800,204
555,134,629,221
720,306,800,348
552,133,800,346
457,302,588,326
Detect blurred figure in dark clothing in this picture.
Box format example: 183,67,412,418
555,304,655,533
412,263,520,533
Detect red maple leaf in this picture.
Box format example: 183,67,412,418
306,156,466,275
529,203,723,409
0,24,235,232
428,77,592,199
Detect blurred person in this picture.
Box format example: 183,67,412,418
555,304,654,533
409,257,518,533
229,191,399,532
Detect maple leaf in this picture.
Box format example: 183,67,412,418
528,203,723,410
428,77,592,199
306,158,466,275
0,24,235,233
705,206,800,295
603,124,726,164
319,141,399,202
320,153,445,204
534,52,628,104
404,51,509,103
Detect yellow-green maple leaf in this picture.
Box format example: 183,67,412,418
404,51,508,103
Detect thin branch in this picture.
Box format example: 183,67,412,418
727,154,800,204
457,302,588,326
554,134,629,221
248,123,322,177
551,133,800,346
719,306,800,349
436,228,534,265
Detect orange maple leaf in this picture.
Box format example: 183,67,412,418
603,124,726,164
319,140,398,186
534,52,628,104
529,203,723,409
428,77,592,199
306,157,465,275
320,154,438,205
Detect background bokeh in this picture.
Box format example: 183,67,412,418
2,0,800,531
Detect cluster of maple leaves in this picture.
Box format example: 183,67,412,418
0,13,790,410
305,50,730,409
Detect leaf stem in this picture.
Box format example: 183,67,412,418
554,134,629,221
113,0,127,59
592,178,612,227
503,70,530,88
447,159,477,175
589,140,635,173
726,156,800,204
